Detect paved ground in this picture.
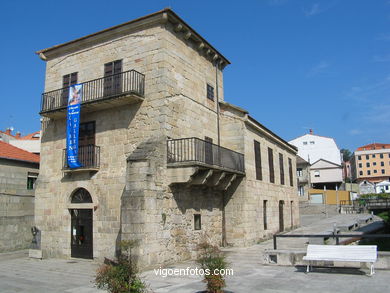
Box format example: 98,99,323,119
0,210,388,293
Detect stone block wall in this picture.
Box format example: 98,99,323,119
0,159,37,252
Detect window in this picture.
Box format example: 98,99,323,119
27,172,38,190
268,148,275,183
309,141,315,145
254,140,262,180
366,155,369,160
204,136,213,165
382,169,385,174
288,158,293,186
297,168,303,177
372,154,376,158
359,170,363,176
358,163,362,168
366,162,370,167
279,153,284,185
314,171,320,177
373,162,377,166
380,154,384,159
386,186,389,191
206,84,214,101
367,170,371,175
303,141,308,145
263,200,268,230
298,185,304,196
358,155,361,160
374,170,377,174
194,214,201,230
381,162,384,167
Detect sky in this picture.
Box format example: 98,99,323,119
0,0,389,151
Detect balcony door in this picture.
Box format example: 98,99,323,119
205,137,213,165
78,121,96,167
62,72,78,107
104,60,122,97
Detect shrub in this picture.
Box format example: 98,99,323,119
95,240,146,293
196,242,229,293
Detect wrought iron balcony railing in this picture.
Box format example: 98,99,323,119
63,145,100,171
41,70,145,114
167,137,245,173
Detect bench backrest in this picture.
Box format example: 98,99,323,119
306,245,377,262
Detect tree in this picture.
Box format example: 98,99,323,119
341,148,352,162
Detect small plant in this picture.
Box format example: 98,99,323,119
95,240,146,293
196,242,229,293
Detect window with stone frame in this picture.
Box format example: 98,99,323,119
268,147,275,183
27,172,38,190
194,214,201,230
206,84,214,101
279,153,285,185
254,140,262,180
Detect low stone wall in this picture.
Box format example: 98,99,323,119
0,193,34,252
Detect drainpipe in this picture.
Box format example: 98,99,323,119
215,60,220,146
215,58,226,246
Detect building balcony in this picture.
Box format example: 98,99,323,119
167,137,245,189
62,145,100,172
40,70,145,118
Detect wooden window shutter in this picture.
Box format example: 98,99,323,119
288,158,294,187
268,147,274,183
254,140,262,180
279,153,285,185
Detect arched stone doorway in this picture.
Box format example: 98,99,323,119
70,188,93,259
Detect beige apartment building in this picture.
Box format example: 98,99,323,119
351,143,390,183
34,9,299,268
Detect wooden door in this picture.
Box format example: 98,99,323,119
279,200,284,232
104,60,122,96
62,72,78,106
205,137,213,165
78,122,95,167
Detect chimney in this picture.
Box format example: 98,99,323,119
309,129,313,135
16,131,21,139
5,128,11,135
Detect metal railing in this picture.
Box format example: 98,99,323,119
273,233,390,250
167,137,245,173
340,199,390,209
41,70,145,113
63,145,100,170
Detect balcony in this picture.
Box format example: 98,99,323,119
167,137,245,189
62,145,100,172
40,70,145,118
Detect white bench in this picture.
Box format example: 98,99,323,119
303,244,377,276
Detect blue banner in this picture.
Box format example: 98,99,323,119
66,84,82,168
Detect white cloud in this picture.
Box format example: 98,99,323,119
306,61,329,77
304,3,322,17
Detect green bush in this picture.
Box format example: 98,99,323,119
95,240,146,293
196,242,229,293
360,193,390,199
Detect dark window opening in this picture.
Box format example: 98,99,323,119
27,172,38,190
279,153,284,185
288,158,293,187
194,214,201,230
207,84,214,101
263,200,268,230
254,140,262,180
268,148,275,183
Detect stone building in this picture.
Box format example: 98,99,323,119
296,155,311,201
0,141,39,252
35,9,299,268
